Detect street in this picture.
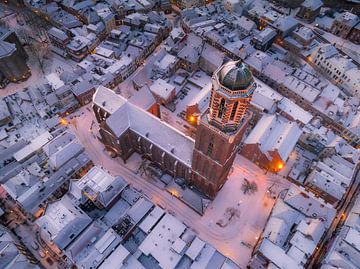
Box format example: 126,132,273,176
0,3,77,98
0,188,66,269
68,104,290,266
308,168,360,267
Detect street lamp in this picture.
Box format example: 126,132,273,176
59,118,67,126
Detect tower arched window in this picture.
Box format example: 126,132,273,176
217,98,225,119
230,101,238,121
207,142,213,156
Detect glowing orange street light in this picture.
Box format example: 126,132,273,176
169,188,180,198
60,118,68,126
277,163,284,170
189,115,195,122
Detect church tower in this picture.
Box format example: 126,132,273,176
191,60,256,198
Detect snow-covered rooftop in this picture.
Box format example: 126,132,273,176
71,166,128,207
244,114,302,161
139,213,186,269
93,87,195,166
278,98,313,125
0,226,40,269
92,86,126,114
36,195,92,250
284,185,336,228
149,78,175,100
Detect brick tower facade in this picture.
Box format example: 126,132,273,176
191,60,256,198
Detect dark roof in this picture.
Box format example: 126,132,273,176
218,60,254,91
0,27,11,40
0,41,16,58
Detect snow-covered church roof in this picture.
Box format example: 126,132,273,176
93,86,195,166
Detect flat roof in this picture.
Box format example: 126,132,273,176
138,206,165,234
139,214,186,269
98,244,130,269
258,239,302,269
149,78,175,100
36,195,92,250
13,131,53,162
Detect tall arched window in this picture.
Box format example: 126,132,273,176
217,98,225,119
207,142,213,156
230,101,238,120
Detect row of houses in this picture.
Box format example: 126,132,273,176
35,166,241,269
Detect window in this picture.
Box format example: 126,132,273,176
230,101,238,121
207,142,214,156
217,98,225,119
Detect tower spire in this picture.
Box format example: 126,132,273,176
191,60,255,198
208,60,256,132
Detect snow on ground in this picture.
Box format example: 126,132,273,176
0,52,76,98
70,105,291,267
0,4,76,97
0,5,292,266
199,155,291,266
0,65,44,98
174,82,201,114
124,153,143,172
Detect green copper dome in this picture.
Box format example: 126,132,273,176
218,61,254,91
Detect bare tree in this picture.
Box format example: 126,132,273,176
216,207,241,228
241,178,258,195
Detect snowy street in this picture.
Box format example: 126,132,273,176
0,4,77,98
68,105,290,267
2,0,360,268
0,188,66,269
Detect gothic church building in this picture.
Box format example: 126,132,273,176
93,60,256,198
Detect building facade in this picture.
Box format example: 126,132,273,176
241,114,302,172
191,61,255,197
348,23,360,45
0,41,31,83
310,44,360,97
296,0,323,23
0,28,30,84
94,60,255,198
331,12,360,39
